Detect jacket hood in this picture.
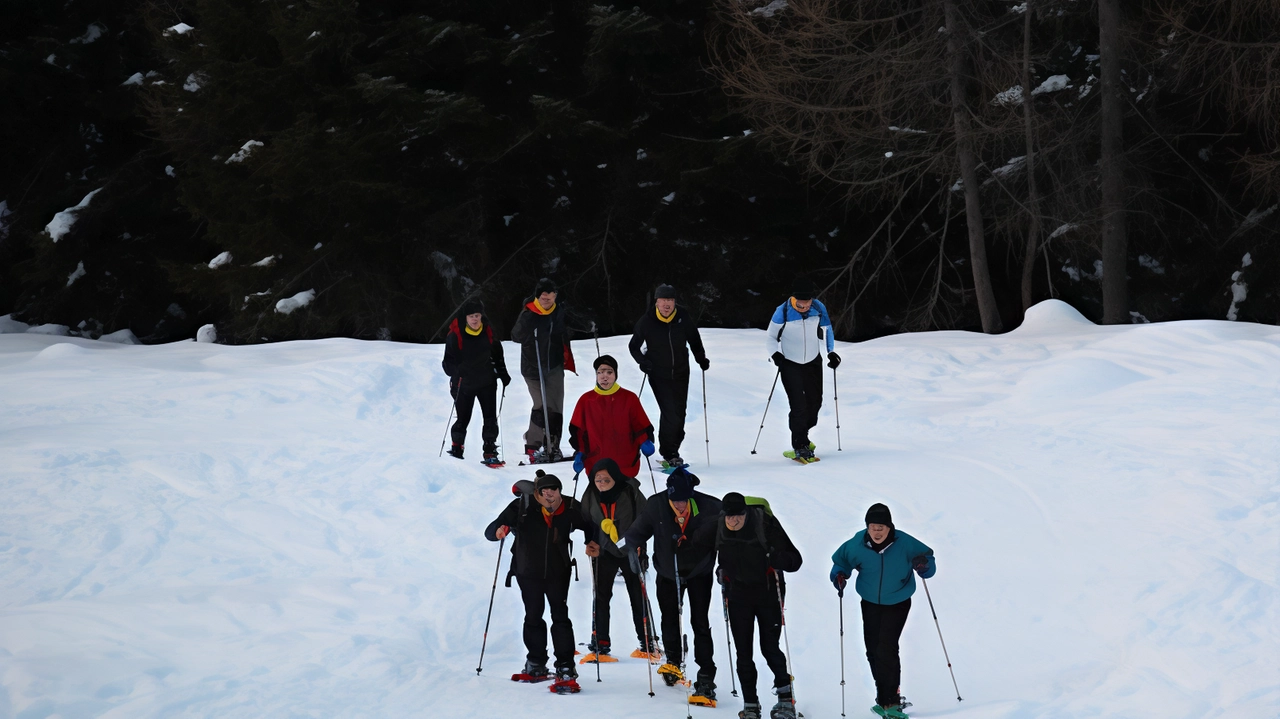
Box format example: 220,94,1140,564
588,457,637,491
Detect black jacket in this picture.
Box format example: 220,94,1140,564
578,459,648,560
621,490,722,581
628,305,708,380
485,495,594,580
510,298,577,380
715,508,803,601
442,317,509,388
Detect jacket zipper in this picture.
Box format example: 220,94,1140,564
878,551,884,603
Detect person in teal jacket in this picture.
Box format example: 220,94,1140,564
829,504,935,719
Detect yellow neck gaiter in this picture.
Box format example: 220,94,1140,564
594,382,621,396
465,322,483,336
656,306,676,323
533,301,556,316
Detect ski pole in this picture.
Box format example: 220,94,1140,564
832,367,842,452
532,327,555,459
673,543,692,719
838,587,846,717
922,577,963,702
592,321,601,357
476,535,506,674
591,556,602,682
572,469,581,501
775,574,798,715
644,454,659,496
722,590,738,697
438,383,457,457
701,369,710,466
750,369,781,455
638,548,656,697
497,385,506,465
638,373,647,401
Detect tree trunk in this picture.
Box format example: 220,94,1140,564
945,0,1004,333
1099,0,1128,324
1020,0,1042,314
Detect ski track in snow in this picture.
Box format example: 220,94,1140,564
0,301,1277,718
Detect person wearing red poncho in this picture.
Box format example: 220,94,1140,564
569,355,655,479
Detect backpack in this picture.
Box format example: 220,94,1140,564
504,479,538,587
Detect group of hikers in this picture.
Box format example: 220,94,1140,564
454,280,939,719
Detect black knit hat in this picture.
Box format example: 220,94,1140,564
655,284,677,300
722,492,747,516
792,278,817,301
864,503,893,528
666,468,700,501
534,469,563,493
593,355,618,372
590,457,628,486
534,277,558,296
460,298,484,317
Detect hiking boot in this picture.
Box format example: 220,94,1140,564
446,443,464,460
525,447,539,464
692,679,717,702
553,662,578,682
522,660,549,678
657,662,684,686
739,702,763,719
795,446,815,461
549,445,564,462
771,687,796,719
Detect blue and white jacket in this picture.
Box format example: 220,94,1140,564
767,299,834,364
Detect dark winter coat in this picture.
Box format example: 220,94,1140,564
442,317,509,388
578,459,648,559
831,529,935,606
510,298,577,380
621,490,722,581
715,508,803,601
628,305,708,380
568,385,654,479
485,495,594,580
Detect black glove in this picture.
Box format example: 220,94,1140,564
629,549,648,575
697,357,710,371
827,352,841,369
499,370,511,387
716,567,728,587
771,351,785,366
912,555,930,573
638,359,653,375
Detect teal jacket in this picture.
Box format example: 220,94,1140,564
830,529,935,606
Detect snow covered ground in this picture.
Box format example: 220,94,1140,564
1,300,1277,719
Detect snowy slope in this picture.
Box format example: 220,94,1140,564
1,300,1277,719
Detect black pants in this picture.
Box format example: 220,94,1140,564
592,552,648,650
649,374,690,460
861,598,911,706
779,357,823,450
656,572,716,682
517,573,576,669
728,582,790,704
450,379,499,452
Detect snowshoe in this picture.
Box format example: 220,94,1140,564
870,704,908,719
782,449,819,464
550,665,580,694
579,644,618,664
511,661,551,683
480,453,505,468
519,446,572,466
630,646,663,662
660,457,687,474
690,679,717,707
739,702,763,719
657,662,686,687
446,443,464,460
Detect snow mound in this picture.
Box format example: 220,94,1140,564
25,323,70,336
1016,299,1094,331
0,314,30,333
33,342,88,360
207,251,233,269
1014,356,1149,400
196,324,218,343
164,22,195,36
99,329,140,345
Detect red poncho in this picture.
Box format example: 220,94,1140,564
568,385,653,478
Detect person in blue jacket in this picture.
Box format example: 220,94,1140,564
829,504,935,719
766,279,840,462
